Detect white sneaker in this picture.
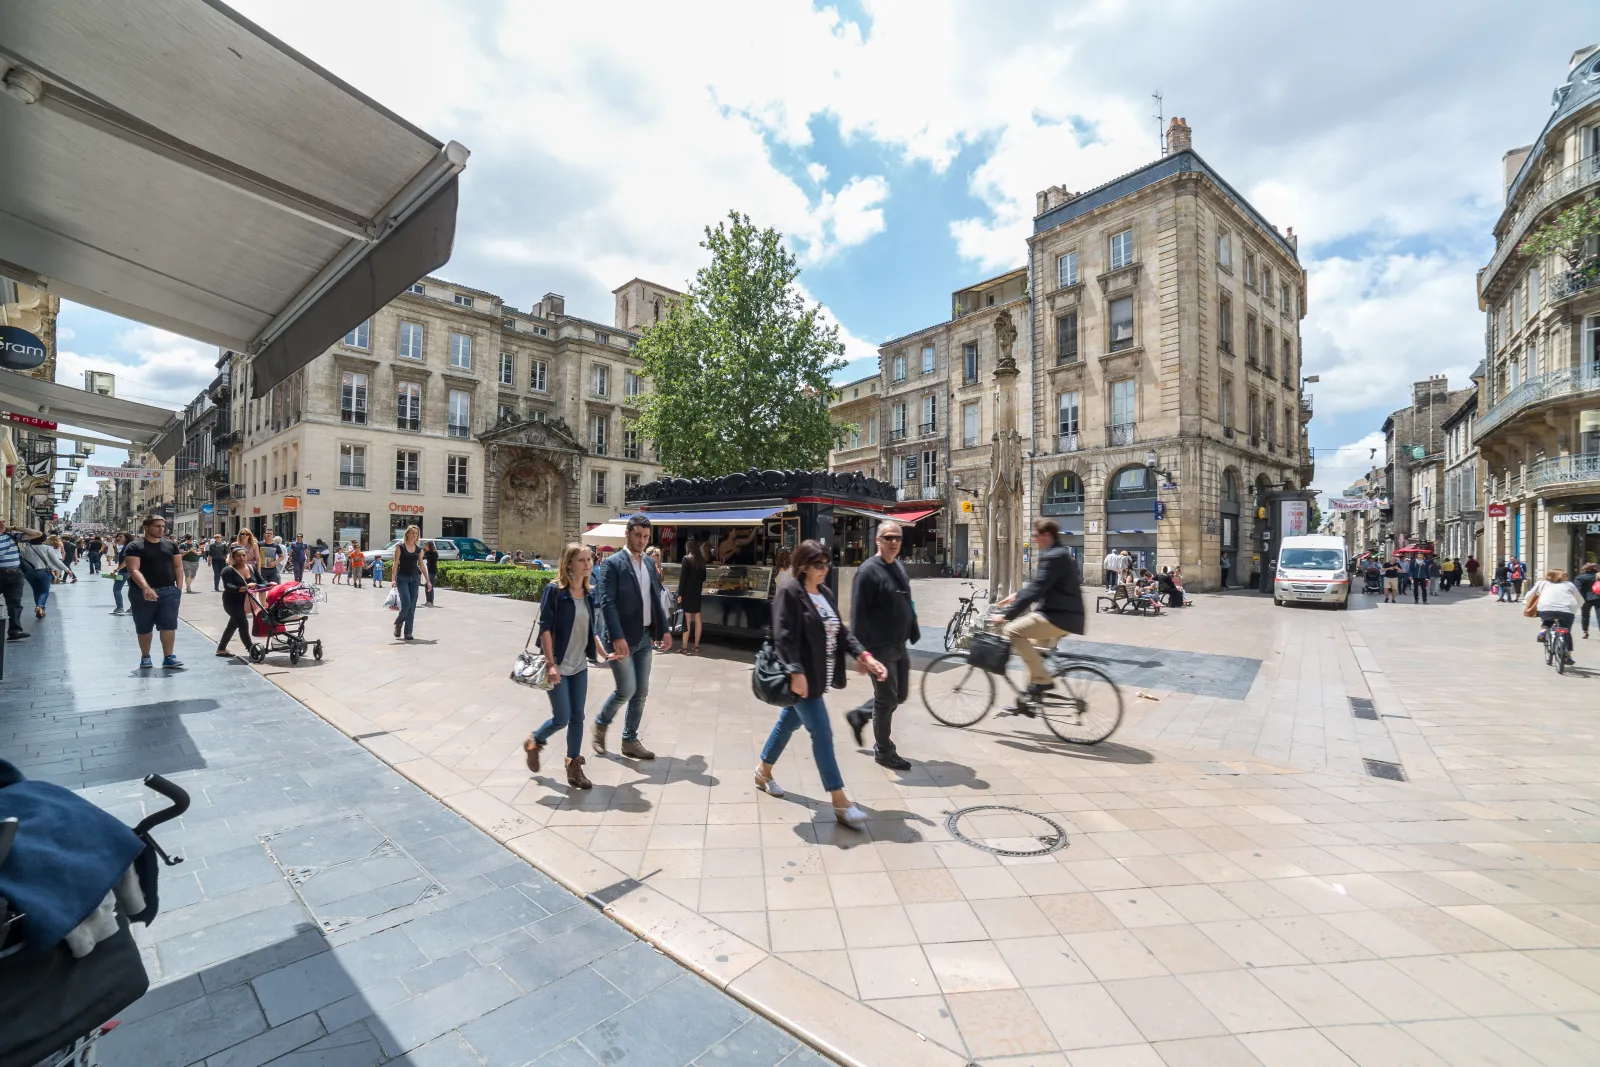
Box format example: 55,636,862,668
833,804,868,831
753,771,784,797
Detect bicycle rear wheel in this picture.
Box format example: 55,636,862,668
944,611,963,652
1040,664,1123,744
920,652,995,727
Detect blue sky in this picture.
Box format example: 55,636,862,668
53,1,1600,513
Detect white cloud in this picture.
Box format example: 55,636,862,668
56,324,215,410
806,162,829,184
1311,431,1386,500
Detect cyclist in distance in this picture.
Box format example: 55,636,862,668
989,518,1086,708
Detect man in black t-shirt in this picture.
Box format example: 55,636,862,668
124,515,184,669
207,536,230,591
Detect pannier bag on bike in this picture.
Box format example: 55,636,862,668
967,631,1011,675
751,640,802,706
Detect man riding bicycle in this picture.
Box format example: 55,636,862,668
989,518,1086,708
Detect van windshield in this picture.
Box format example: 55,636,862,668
1280,548,1344,571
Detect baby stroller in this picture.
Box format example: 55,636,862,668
0,765,190,1067
247,580,323,665
1362,568,1383,595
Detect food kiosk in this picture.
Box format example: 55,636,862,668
620,468,899,637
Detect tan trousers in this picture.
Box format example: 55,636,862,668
1001,611,1067,686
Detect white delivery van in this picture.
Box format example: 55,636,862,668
1273,534,1350,608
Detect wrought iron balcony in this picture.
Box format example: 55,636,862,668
1484,155,1600,290
1475,363,1600,440
889,427,907,442
919,421,938,438
1106,422,1136,447
1055,432,1081,454
897,484,945,501
1527,453,1600,493
1550,264,1600,305
1299,394,1314,422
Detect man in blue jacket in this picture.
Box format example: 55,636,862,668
593,514,672,759
1409,554,1430,603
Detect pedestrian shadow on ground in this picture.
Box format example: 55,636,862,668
980,729,1156,765
534,753,717,813
12,697,221,790
888,758,991,792
770,794,937,846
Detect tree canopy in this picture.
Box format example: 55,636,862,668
1518,198,1600,269
632,212,849,478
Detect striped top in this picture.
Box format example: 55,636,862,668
0,533,20,569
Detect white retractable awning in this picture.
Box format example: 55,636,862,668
0,0,468,397
0,371,183,460
582,523,629,547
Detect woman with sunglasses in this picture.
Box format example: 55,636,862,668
754,539,887,830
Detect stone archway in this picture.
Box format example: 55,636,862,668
499,455,569,558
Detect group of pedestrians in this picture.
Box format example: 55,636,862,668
1367,553,1454,603
522,514,925,829
1494,558,1529,603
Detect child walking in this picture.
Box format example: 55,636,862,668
349,544,365,589
332,547,345,585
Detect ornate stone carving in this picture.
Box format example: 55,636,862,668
624,467,895,507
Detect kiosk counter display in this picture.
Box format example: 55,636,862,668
622,468,902,637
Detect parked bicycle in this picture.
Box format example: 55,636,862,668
943,582,988,651
920,628,1123,744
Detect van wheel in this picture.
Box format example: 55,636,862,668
1273,596,1283,607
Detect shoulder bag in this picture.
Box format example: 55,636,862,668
1522,584,1541,618
751,640,801,706
510,599,554,690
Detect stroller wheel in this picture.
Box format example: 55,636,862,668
289,647,301,665
313,642,324,660
249,646,265,663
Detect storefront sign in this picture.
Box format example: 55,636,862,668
1486,502,1509,518
87,465,162,480
200,503,214,513
1553,512,1600,524
389,502,425,514
0,326,48,371
1283,500,1309,537
282,497,298,510
5,411,57,430
1328,497,1387,512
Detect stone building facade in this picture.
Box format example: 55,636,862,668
1441,379,1483,563
828,373,882,482
231,275,673,555
1378,376,1473,555
1474,46,1600,577
1026,119,1310,588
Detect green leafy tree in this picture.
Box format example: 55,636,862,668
1518,198,1600,270
632,212,849,477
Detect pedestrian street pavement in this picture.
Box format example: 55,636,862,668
0,579,828,1067
149,570,1600,1067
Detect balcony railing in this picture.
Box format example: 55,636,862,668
1055,432,1080,454
897,484,945,501
1106,422,1136,447
1484,154,1600,289
1299,394,1314,421
919,421,938,437
1475,362,1600,440
1550,264,1600,305
890,427,907,442
1527,453,1600,492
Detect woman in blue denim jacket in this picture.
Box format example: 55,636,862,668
524,543,612,789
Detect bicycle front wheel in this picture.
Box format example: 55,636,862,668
944,611,963,652
920,653,995,727
1041,664,1124,744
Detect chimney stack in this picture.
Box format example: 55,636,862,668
1034,184,1075,216
1165,117,1192,155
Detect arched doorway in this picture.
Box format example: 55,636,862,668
1220,468,1241,587
1041,470,1085,566
1106,464,1157,573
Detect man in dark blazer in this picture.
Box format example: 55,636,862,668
992,518,1086,706
847,520,921,770
594,514,672,759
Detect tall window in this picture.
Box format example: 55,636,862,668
1109,229,1133,270
1529,266,1541,314
1248,391,1260,442
1265,401,1277,447
849,424,861,449
892,403,906,437
498,351,514,385
530,409,548,423
1219,376,1233,430
590,364,610,397
1244,251,1257,288
398,321,424,360
1585,314,1600,366
624,472,640,494
1281,283,1292,314
1057,391,1080,449
1057,312,1079,364
595,331,610,345
1109,297,1134,351
921,394,937,434
868,414,878,444
921,345,936,374
1245,313,1259,365
498,403,518,423
343,320,369,349
964,342,979,382
530,359,548,392
340,371,367,424
1219,292,1234,353
446,455,469,495
1262,325,1275,376
1282,339,1294,384
624,427,641,460
625,370,642,398
591,470,607,505
1285,409,1295,453
453,293,473,307
964,402,980,447
397,381,421,432
395,450,420,492
590,413,607,455
1110,378,1136,431
447,390,471,438
1057,251,1078,288
338,444,365,488
892,354,906,382
1262,267,1274,303
1216,232,1232,269
921,449,938,487
449,332,472,369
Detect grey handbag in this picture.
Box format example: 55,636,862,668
509,613,553,690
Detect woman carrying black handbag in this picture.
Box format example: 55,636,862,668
753,540,887,830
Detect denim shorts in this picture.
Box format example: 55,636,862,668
130,584,181,635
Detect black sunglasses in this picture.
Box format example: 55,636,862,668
879,534,902,542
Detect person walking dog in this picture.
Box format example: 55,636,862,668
845,521,920,770
592,514,672,760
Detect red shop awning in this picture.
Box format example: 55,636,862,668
888,507,941,524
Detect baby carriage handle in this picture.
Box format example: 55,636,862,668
131,775,190,866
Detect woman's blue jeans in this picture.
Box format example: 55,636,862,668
112,574,126,611
25,567,50,608
760,694,843,793
534,667,589,759
395,575,421,636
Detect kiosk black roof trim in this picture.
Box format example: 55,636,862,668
626,468,896,508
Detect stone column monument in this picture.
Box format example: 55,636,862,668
987,309,1024,601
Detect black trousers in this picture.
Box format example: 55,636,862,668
0,570,25,636
1413,577,1429,602
860,647,910,756
1583,600,1599,634
218,603,254,653
212,559,226,591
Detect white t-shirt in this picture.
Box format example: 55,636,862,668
626,548,652,627
1103,552,1120,571
1532,580,1581,615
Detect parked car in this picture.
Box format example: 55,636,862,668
448,537,496,561
371,537,461,562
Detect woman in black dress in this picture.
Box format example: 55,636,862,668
677,538,707,654
216,547,258,658
422,540,439,606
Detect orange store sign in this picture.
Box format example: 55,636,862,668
389,502,425,514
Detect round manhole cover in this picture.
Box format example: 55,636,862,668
944,805,1069,858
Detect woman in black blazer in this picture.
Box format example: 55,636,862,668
754,540,887,830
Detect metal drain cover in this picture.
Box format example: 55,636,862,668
944,805,1070,858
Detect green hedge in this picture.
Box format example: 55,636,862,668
436,562,553,601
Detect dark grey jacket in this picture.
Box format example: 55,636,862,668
851,553,920,654
1000,540,1085,634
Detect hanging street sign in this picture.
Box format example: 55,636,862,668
0,326,48,371
87,465,163,480
4,411,56,430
